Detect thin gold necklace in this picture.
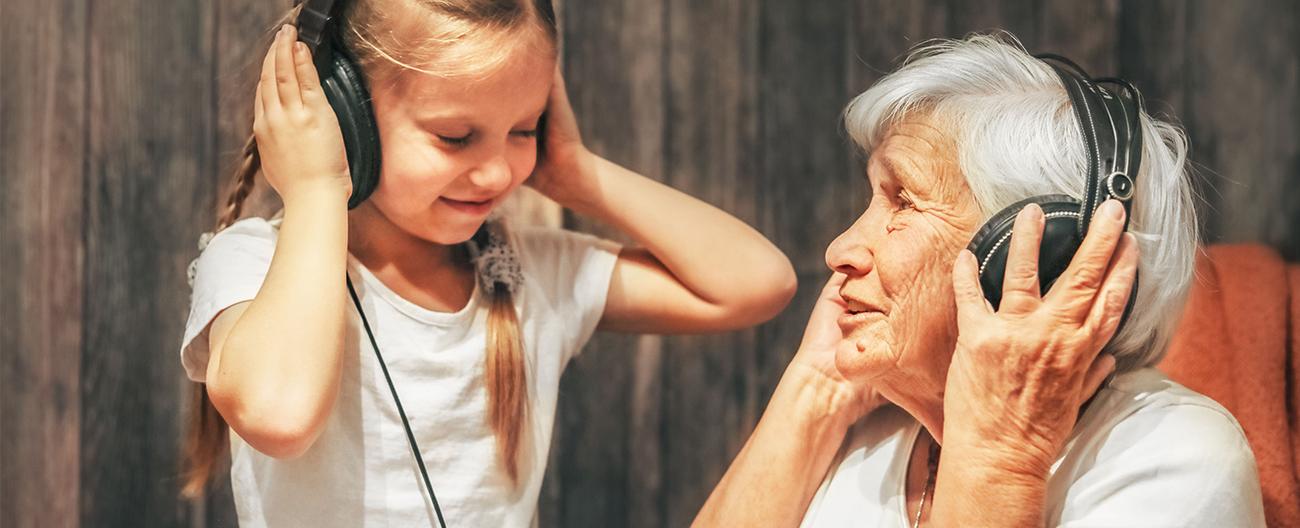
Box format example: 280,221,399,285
912,437,941,528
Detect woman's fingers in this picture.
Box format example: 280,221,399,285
274,25,303,109
952,249,993,326
1083,233,1139,343
1000,204,1046,310
1044,200,1128,319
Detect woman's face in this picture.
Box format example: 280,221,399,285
824,116,984,407
363,45,556,245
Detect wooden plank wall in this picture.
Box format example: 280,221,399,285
2,1,1296,526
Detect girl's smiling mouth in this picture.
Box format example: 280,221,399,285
438,196,496,215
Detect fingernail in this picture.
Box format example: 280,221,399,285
1100,199,1124,220
959,248,976,266
1023,203,1043,221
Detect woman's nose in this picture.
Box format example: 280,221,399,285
825,219,874,276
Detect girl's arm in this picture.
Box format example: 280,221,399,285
205,25,353,459
531,72,797,334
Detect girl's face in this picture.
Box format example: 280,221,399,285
362,45,556,245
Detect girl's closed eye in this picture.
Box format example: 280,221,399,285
437,132,473,147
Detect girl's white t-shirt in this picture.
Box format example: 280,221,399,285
181,217,621,527
799,368,1267,527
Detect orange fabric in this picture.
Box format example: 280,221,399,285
1161,244,1300,528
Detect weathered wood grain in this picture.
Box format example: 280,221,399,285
544,0,668,525
0,0,87,526
660,0,762,525
80,0,216,525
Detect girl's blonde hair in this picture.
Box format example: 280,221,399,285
182,0,557,499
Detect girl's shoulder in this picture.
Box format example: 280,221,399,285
508,224,621,272
209,216,281,246
506,224,622,307
186,216,280,289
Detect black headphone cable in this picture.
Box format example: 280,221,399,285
346,274,449,528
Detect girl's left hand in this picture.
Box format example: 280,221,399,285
527,66,597,207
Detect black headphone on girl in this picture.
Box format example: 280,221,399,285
295,0,381,209
294,0,557,210
291,2,553,526
966,53,1144,326
295,0,441,523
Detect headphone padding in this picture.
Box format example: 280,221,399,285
967,195,1084,310
318,45,382,209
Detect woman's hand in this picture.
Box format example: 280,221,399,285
939,199,1137,490
693,273,880,528
789,273,885,427
253,24,351,203
526,66,598,208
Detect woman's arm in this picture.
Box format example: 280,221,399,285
694,274,882,526
530,71,797,334
933,200,1137,526
692,364,855,527
205,25,353,460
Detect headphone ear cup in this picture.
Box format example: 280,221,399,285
966,195,1084,310
317,43,381,209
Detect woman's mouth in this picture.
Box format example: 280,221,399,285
438,196,495,216
837,298,886,331
838,309,884,331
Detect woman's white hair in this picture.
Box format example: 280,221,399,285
844,33,1198,372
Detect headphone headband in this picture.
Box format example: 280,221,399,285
1035,54,1145,235
295,0,339,54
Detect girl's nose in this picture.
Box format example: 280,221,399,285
467,155,513,194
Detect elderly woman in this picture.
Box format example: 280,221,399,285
695,35,1265,527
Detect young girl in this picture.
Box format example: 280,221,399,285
179,0,795,526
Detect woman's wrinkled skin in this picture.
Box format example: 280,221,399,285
824,115,984,439
694,110,1135,527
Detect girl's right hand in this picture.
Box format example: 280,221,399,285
254,24,351,202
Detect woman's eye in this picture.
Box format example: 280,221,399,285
897,191,916,211
511,129,539,139
437,133,472,147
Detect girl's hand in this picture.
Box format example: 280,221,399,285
254,24,351,202
942,200,1137,479
790,273,885,426
527,66,597,208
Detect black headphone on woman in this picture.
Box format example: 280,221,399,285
966,53,1144,327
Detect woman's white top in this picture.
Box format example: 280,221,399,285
800,368,1266,527
181,217,620,527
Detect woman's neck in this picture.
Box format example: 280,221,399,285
875,368,948,445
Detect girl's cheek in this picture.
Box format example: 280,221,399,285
506,142,539,183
